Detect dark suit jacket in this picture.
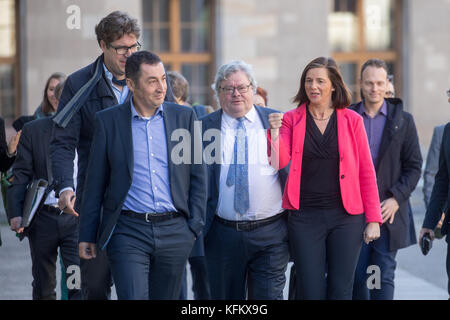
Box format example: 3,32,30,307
50,55,176,205
0,117,15,172
51,55,123,206
350,98,423,251
423,122,450,237
200,106,289,238
7,118,53,219
79,101,207,250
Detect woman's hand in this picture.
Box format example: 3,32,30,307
363,222,380,244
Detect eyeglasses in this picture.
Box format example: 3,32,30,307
108,41,141,55
219,84,252,95
447,89,450,98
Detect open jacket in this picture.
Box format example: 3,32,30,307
269,103,382,225
78,101,206,250
350,98,422,250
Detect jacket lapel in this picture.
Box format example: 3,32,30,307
162,103,175,190
336,108,347,161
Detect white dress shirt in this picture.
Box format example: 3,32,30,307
217,106,283,221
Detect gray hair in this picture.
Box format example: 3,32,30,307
212,60,258,102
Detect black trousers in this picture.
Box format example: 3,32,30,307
288,207,365,300
28,207,80,300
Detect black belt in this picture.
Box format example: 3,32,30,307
42,204,61,215
121,210,182,223
215,212,285,231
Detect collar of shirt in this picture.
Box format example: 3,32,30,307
222,105,257,129
103,64,125,87
103,64,130,103
130,98,164,120
359,100,388,117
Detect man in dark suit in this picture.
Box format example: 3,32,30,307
351,59,422,300
420,91,450,298
78,51,206,300
50,11,174,300
201,60,289,300
7,114,80,300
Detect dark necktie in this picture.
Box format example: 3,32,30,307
226,117,249,215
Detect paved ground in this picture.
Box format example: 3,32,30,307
0,186,448,300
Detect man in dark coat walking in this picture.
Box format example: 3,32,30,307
351,59,422,300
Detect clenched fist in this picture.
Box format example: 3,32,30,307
268,113,283,130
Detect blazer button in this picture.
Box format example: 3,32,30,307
341,174,345,179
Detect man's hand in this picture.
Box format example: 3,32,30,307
7,130,21,155
381,197,399,224
79,242,97,260
363,222,380,244
10,217,24,233
58,189,79,217
268,113,283,140
419,227,435,243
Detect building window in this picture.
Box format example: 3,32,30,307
329,0,401,101
0,0,19,120
142,0,215,106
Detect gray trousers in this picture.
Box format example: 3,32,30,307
106,213,195,300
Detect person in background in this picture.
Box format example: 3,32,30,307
422,89,450,239
168,71,213,118
351,59,422,300
0,117,21,247
34,73,66,119
385,75,395,98
420,88,450,298
0,118,20,173
254,86,268,107
167,70,211,300
7,79,81,300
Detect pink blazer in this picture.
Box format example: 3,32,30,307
269,103,382,224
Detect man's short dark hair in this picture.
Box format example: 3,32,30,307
126,51,162,84
95,11,140,46
360,58,388,80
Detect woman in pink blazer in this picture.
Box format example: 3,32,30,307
268,57,382,299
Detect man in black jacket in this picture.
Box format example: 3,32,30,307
420,91,450,298
351,59,422,300
7,112,81,300
50,11,174,300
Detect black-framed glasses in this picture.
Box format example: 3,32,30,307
108,41,141,55
219,84,252,95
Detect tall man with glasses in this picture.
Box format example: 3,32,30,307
201,60,290,299
50,11,174,300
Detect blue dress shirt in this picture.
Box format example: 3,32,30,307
122,100,177,214
358,100,387,167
